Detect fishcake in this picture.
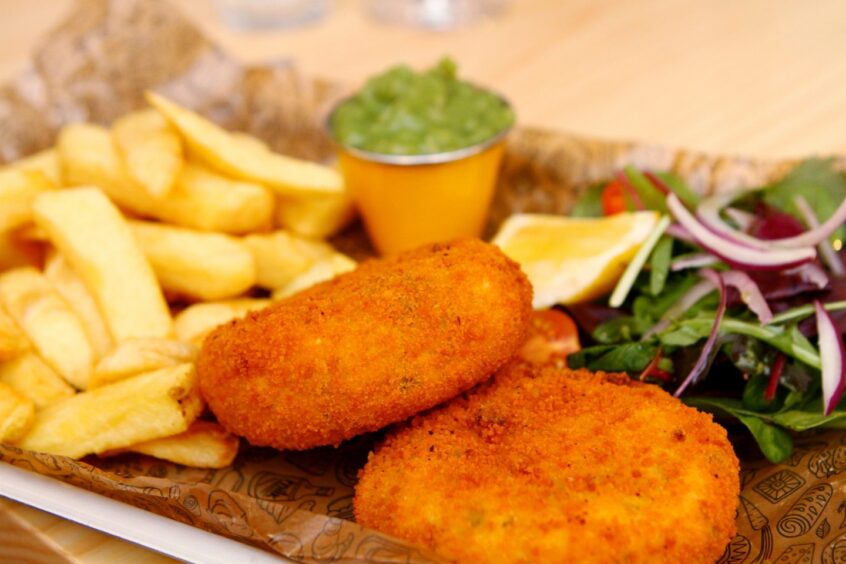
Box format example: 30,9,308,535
197,239,533,450
354,363,740,563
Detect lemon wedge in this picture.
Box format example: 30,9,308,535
492,211,660,308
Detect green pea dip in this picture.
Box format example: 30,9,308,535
330,58,514,156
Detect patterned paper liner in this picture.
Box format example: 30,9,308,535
2,0,846,562
0,437,442,562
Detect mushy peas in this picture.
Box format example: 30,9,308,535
330,58,514,156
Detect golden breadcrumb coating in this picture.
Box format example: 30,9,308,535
355,363,740,563
197,239,533,450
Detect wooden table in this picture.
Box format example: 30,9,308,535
4,0,846,160
0,498,174,563
1,0,845,560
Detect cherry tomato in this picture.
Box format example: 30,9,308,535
601,178,630,216
518,309,580,366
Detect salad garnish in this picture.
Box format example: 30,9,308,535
566,158,846,462
816,299,846,415
673,268,726,397
795,195,846,275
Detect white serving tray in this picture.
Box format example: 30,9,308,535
0,461,289,563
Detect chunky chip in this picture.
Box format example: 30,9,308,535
0,305,29,362
274,190,356,238
147,91,345,197
0,229,44,271
44,253,113,359
57,123,152,212
131,220,256,301
58,125,273,234
243,230,334,290
11,148,62,186
0,382,35,443
173,299,271,345
164,163,274,234
17,363,203,459
0,268,95,389
0,352,75,410
33,188,173,342
105,420,239,469
0,168,54,233
90,338,198,389
1,100,357,471
273,252,357,299
112,109,183,197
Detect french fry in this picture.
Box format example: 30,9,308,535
0,268,94,389
231,132,268,152
13,223,48,243
131,220,256,301
165,163,274,234
112,109,183,197
0,306,29,362
90,338,198,388
0,104,393,468
57,123,152,213
0,229,44,270
273,252,357,299
147,92,345,197
0,382,35,443
0,352,75,410
57,124,273,234
44,253,113,359
12,148,62,186
174,299,271,345
32,188,173,342
243,230,334,290
105,420,238,469
275,190,356,238
0,168,54,233
17,363,203,459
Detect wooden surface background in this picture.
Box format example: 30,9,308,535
0,0,844,560
3,0,846,160
0,498,174,563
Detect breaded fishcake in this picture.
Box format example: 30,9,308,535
354,364,740,563
197,239,533,450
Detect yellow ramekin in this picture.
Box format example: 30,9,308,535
328,101,512,255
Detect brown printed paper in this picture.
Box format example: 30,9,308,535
2,0,846,561
727,431,846,563
0,436,442,562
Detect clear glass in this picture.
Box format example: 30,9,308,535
367,0,507,30
215,0,331,31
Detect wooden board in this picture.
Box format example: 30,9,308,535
0,498,175,563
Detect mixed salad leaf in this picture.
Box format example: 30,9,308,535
565,158,846,462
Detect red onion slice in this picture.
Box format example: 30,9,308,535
794,195,846,276
665,223,696,243
668,194,816,270
698,190,846,250
670,253,720,271
815,299,846,415
674,269,727,397
724,207,755,231
785,262,830,290
697,192,766,248
721,270,773,324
